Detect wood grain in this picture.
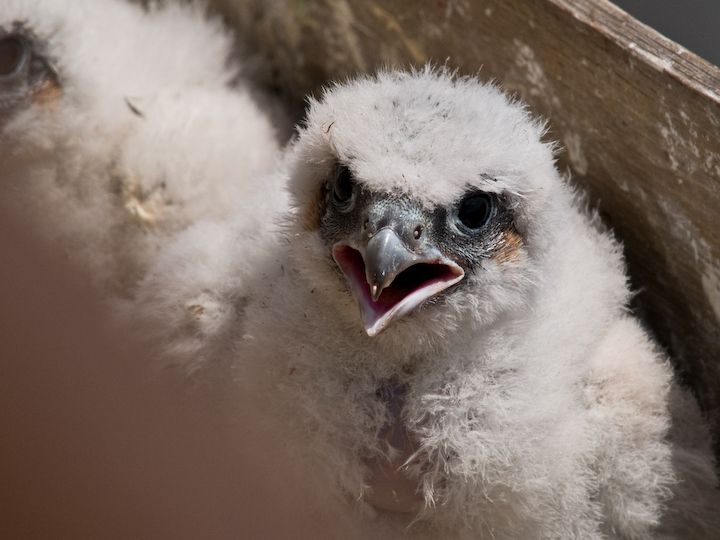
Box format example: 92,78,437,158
212,0,720,446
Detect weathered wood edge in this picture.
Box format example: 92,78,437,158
554,0,720,104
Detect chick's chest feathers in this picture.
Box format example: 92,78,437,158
237,260,603,524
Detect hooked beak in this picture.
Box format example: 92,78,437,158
333,228,464,336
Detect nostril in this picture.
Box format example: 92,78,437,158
413,225,423,240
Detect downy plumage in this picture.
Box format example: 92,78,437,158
2,2,716,537
0,0,282,298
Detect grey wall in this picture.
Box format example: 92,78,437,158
613,1,720,66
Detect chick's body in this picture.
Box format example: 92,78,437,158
229,70,719,539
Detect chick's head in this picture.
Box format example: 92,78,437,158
287,69,568,344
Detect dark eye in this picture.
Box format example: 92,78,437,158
332,164,355,208
0,35,28,79
456,192,495,231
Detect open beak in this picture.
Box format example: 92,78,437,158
333,228,464,336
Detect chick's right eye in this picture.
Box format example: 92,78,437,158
0,36,27,78
332,164,355,205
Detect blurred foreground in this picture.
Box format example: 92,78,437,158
0,211,346,539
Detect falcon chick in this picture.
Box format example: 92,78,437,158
3,2,716,536
0,0,282,297
230,69,719,539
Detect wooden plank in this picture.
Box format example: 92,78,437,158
212,0,720,445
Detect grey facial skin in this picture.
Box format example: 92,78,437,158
319,162,515,282
318,162,518,335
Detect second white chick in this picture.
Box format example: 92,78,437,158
0,0,283,296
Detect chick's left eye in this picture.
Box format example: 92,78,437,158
0,35,27,78
332,164,354,205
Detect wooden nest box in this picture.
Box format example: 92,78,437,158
211,0,720,446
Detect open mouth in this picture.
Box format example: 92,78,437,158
332,244,464,336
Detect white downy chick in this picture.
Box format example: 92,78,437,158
3,3,715,535
228,69,719,539
0,0,282,297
